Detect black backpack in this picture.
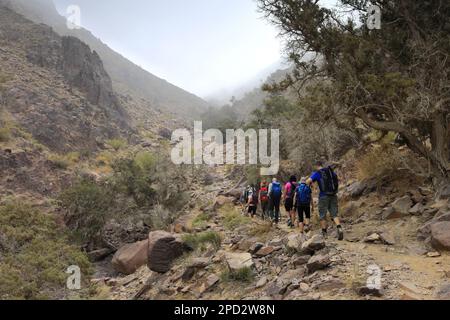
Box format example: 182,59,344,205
319,167,339,195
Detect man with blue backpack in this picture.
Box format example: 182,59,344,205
307,160,344,240
268,178,282,225
294,177,312,234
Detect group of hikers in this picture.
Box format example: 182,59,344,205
241,160,344,241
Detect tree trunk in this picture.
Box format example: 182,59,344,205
431,112,450,178
356,109,449,180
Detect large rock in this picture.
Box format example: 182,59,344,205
409,203,425,215
285,234,304,253
418,212,450,240
431,222,450,251
301,234,325,254
147,231,187,273
392,196,413,216
112,240,148,275
306,254,331,273
225,252,254,272
437,184,450,200
346,181,367,198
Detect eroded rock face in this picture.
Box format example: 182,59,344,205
306,254,331,273
147,231,188,273
392,196,413,216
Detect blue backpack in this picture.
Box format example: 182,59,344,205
296,183,312,204
271,182,282,198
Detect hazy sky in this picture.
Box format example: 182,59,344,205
53,0,284,98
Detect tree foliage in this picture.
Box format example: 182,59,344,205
257,0,450,180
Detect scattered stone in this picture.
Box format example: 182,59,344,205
364,233,381,243
293,255,311,267
112,240,148,275
306,254,331,273
392,196,413,216
269,237,284,247
248,242,264,255
409,203,425,215
255,246,275,257
199,274,220,294
316,279,346,291
299,283,310,292
379,231,396,245
436,283,450,300
356,285,383,297
285,234,303,252
399,281,422,297
437,184,450,200
347,181,367,198
431,222,450,251
381,207,398,220
225,252,254,272
301,234,326,254
427,251,441,258
256,276,268,289
147,231,188,273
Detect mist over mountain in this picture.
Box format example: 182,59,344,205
0,0,210,118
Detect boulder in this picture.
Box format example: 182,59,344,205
379,231,396,245
255,246,275,257
364,233,381,243
306,254,331,273
301,234,325,254
198,274,220,294
417,213,450,240
248,242,264,255
147,231,187,273
392,196,413,216
409,203,425,215
346,181,367,198
214,195,234,208
381,207,399,220
112,240,148,275
293,255,311,267
225,252,254,272
87,248,113,262
285,234,304,252
431,222,450,251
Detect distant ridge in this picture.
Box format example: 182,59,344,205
1,0,209,118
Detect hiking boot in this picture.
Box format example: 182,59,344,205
337,227,344,241
321,230,328,239
304,224,311,233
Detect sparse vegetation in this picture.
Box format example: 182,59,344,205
222,205,251,230
106,138,127,151
220,267,254,283
0,126,11,142
191,212,211,229
182,231,222,251
48,152,80,170
0,201,92,300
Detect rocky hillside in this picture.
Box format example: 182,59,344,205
95,161,450,301
0,0,210,118
0,5,134,152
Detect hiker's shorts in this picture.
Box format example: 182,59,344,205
284,198,294,211
297,203,311,223
318,195,338,220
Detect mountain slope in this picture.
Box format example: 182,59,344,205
0,4,132,152
1,0,209,118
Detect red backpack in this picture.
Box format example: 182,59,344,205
260,187,269,202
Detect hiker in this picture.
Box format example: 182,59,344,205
307,160,344,240
294,177,313,234
268,178,282,224
259,181,270,221
246,184,258,218
284,175,297,228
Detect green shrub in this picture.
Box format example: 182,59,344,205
134,151,156,172
48,152,79,170
106,138,127,151
0,201,92,300
0,127,10,142
357,143,404,180
59,179,114,245
182,231,222,251
222,206,251,230
220,267,254,283
191,212,210,228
